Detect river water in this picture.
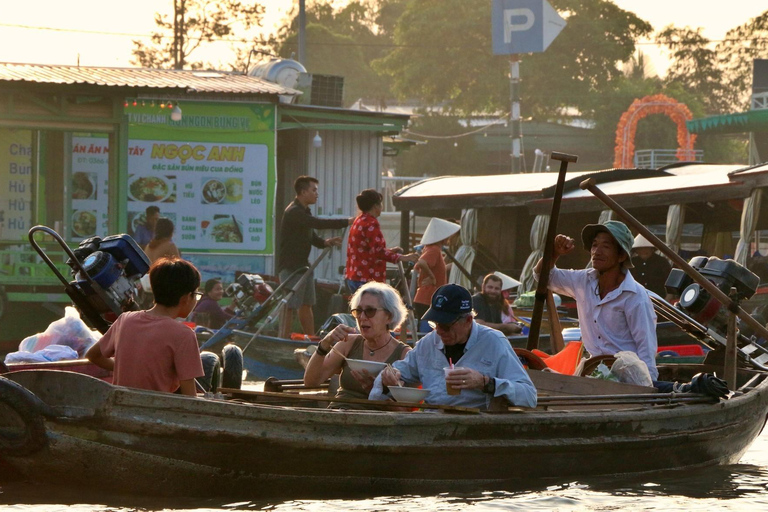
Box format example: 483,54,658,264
1,427,766,512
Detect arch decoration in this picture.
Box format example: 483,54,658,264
614,94,697,168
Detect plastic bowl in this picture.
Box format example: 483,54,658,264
388,386,430,403
345,358,387,376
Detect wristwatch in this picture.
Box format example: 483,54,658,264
482,375,496,394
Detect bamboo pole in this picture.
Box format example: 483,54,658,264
725,287,739,389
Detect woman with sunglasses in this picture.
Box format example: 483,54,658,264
303,281,411,409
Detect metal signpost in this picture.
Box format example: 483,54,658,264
492,0,566,173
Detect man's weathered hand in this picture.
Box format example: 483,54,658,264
553,234,575,257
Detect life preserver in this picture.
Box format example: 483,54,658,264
221,344,244,390
0,376,48,456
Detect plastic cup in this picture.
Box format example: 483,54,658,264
443,367,462,395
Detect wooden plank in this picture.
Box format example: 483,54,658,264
220,387,482,414
528,369,655,396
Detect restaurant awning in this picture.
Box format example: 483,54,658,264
686,109,768,135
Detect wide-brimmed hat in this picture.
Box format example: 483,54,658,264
493,271,521,291
580,220,634,269
421,218,461,246
422,284,472,324
632,233,655,249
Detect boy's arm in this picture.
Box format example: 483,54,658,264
178,379,198,397
85,341,114,371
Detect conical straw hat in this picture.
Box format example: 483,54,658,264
421,218,461,245
493,271,521,291
632,233,655,249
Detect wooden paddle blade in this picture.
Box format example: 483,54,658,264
546,291,565,353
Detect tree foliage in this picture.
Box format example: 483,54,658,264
718,10,768,110
131,0,264,70
263,1,402,105
396,113,480,177
374,0,652,118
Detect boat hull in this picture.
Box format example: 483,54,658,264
2,370,768,498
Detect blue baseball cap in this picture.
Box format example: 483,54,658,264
422,284,473,324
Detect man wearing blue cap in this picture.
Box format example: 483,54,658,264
534,220,658,381
369,283,537,410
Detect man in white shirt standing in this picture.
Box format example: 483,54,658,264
534,220,658,381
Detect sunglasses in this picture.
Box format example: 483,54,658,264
192,291,203,301
351,307,385,319
428,317,461,331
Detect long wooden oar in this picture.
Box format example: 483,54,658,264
397,261,420,345
242,247,332,353
527,152,578,350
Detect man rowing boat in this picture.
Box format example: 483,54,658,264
534,220,658,381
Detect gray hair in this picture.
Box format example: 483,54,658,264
349,281,408,330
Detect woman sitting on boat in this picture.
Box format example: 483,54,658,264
303,281,411,409
192,278,235,329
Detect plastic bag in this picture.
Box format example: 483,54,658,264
5,345,79,364
610,351,653,387
590,362,619,381
18,306,101,357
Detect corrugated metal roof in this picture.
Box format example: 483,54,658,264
0,62,300,96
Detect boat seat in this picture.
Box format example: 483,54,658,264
263,377,330,393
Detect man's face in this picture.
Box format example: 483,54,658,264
299,183,319,205
590,232,626,273
147,212,160,229
483,279,503,301
434,315,473,346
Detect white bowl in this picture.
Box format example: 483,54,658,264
127,175,171,202
388,386,430,403
345,358,387,376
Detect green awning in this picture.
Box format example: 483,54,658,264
686,109,768,135
277,104,410,135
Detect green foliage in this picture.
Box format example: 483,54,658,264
396,113,480,177
718,11,768,110
264,0,399,105
375,0,652,118
657,26,727,115
131,0,264,70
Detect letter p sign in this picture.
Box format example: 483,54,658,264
503,9,534,43
492,0,566,55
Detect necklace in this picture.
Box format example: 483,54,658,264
366,337,392,356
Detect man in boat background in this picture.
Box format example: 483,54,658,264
345,188,418,294
277,176,352,339
534,220,659,381
133,205,160,249
631,234,672,298
472,273,523,336
370,283,537,409
85,257,205,396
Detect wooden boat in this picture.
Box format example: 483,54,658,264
1,362,767,499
